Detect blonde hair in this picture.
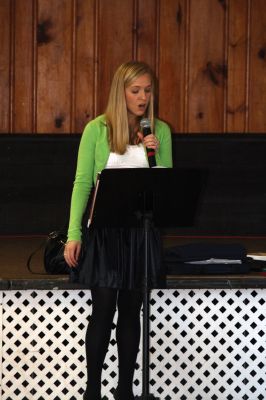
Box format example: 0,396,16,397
105,61,156,154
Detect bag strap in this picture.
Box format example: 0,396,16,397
26,238,47,274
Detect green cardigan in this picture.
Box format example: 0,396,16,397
67,115,173,242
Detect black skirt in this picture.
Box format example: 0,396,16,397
71,226,165,290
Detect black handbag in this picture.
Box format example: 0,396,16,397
27,191,92,276
43,229,84,281
43,229,71,274
27,228,75,275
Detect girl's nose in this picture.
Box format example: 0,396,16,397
139,90,147,100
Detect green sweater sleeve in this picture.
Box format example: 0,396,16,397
155,119,173,168
67,119,100,242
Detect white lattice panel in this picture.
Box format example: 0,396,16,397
1,289,265,399
149,289,265,400
1,290,133,400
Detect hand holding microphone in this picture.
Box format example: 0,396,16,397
139,118,159,168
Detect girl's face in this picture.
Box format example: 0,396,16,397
125,73,152,119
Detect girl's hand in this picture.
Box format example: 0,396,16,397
137,131,159,150
64,240,82,267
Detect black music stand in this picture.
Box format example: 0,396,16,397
89,168,205,400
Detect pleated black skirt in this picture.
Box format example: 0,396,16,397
71,226,165,290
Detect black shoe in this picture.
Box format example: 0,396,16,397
113,389,134,400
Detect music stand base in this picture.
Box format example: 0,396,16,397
135,395,160,399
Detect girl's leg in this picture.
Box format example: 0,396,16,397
116,289,143,398
84,287,118,400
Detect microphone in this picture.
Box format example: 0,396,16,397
140,118,156,168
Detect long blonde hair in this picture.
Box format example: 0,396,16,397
105,61,155,154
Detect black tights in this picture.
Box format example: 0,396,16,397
83,287,143,400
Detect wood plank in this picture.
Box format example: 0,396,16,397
188,0,226,133
0,0,12,133
249,0,266,132
226,0,249,133
97,0,134,115
36,0,72,133
158,0,187,132
13,0,34,133
136,0,158,70
73,0,95,133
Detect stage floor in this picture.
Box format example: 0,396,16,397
0,235,52,279
1,235,266,280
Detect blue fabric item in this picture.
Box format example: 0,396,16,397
166,262,250,275
164,242,249,275
164,242,247,263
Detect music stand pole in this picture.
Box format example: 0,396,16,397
135,212,159,400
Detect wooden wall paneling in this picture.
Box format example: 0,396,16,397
136,0,158,71
158,0,187,133
249,0,266,132
1,0,265,134
97,0,134,114
188,0,227,133
0,0,12,133
13,0,35,133
74,0,96,133
226,0,249,133
36,0,73,133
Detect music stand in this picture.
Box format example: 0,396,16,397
89,168,205,399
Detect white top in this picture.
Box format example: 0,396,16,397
106,144,149,169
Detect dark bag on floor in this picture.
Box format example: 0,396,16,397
27,228,83,279
27,190,93,276
44,229,71,274
26,227,72,275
